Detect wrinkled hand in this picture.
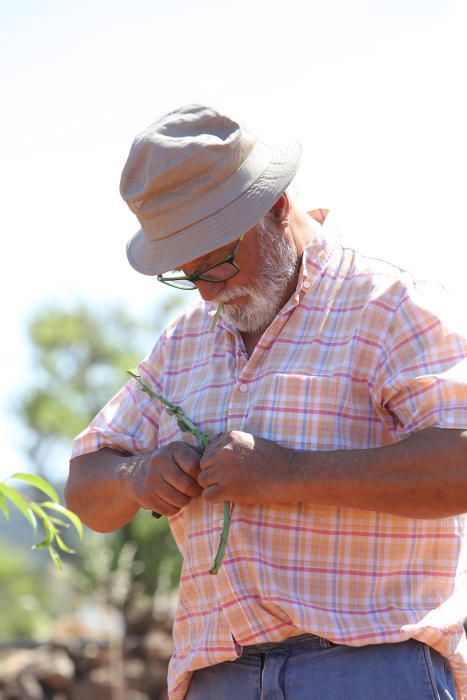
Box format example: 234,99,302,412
128,442,203,516
198,430,291,504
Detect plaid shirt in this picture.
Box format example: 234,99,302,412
72,212,467,699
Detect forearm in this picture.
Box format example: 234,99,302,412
65,448,141,532
285,428,467,518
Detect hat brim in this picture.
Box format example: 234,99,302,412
126,140,302,276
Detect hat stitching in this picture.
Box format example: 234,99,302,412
136,141,272,223
133,145,248,218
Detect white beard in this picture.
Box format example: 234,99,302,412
214,221,298,333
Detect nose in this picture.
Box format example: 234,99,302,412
196,279,226,302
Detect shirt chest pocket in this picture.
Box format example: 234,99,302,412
249,372,375,451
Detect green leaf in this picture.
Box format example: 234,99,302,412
9,473,59,503
47,546,62,570
55,533,75,554
0,484,36,529
29,507,56,549
28,501,48,519
39,502,83,541
0,490,9,520
48,516,70,528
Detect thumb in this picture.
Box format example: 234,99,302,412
199,449,215,470
200,437,225,470
172,442,202,476
201,432,225,460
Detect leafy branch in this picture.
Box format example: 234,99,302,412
0,473,83,569
127,369,231,574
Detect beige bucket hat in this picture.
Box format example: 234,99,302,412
120,104,302,276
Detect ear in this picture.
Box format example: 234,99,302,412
269,192,290,222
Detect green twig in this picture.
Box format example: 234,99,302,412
127,370,231,574
209,500,231,574
210,302,224,331
127,370,209,448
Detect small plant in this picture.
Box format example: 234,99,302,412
0,473,83,569
128,370,231,574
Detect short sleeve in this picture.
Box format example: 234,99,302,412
71,335,167,459
371,281,467,437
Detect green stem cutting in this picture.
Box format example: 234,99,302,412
127,369,231,574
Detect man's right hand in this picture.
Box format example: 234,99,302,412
125,442,203,517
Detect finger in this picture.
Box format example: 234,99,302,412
199,451,215,470
202,432,229,461
164,466,203,498
202,484,225,503
140,494,181,517
197,467,218,489
158,477,193,509
199,442,227,470
172,443,202,478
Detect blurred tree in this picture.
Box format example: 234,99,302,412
9,298,186,634
0,538,68,639
18,303,157,475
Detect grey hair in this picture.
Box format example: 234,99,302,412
256,212,297,282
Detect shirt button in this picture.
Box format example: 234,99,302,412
303,281,311,289
239,383,248,392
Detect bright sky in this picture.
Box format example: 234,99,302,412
1,0,466,481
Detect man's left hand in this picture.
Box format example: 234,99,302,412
198,430,291,504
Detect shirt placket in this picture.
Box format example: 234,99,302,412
205,331,251,641
209,428,248,644
208,308,301,640
207,329,248,557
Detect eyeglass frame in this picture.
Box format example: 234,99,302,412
156,235,244,290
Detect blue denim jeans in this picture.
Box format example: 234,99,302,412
185,634,458,699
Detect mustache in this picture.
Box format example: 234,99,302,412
213,284,253,303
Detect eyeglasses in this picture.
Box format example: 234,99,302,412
157,236,244,290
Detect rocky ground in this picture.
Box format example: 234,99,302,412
0,619,173,700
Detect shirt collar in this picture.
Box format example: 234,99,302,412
281,212,341,314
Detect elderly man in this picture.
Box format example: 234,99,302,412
66,104,467,700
